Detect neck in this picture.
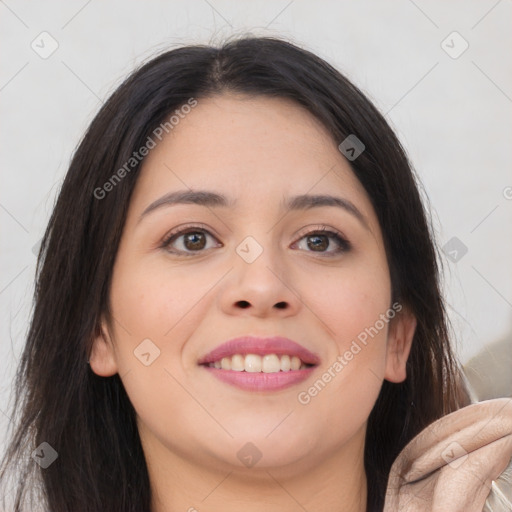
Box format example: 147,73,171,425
143,426,368,512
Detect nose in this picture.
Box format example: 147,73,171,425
217,240,301,319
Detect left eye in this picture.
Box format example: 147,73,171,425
292,228,350,256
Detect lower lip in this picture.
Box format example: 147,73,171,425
201,366,316,391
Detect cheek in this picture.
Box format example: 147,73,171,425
107,254,229,388
298,261,391,416
107,259,213,442
297,298,389,440
309,260,391,349
110,257,207,345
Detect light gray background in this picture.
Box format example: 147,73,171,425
1,0,511,453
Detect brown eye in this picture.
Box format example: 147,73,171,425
162,227,220,256
182,232,206,251
306,234,329,252
293,228,351,256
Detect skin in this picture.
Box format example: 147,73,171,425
90,93,417,512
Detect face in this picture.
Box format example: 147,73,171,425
90,94,415,478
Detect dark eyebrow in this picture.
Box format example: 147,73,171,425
285,193,370,230
138,189,370,230
138,190,235,223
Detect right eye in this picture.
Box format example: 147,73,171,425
161,225,222,256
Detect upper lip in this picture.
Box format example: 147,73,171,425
198,335,321,366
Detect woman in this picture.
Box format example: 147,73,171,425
1,35,510,512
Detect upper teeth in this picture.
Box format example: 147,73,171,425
208,354,306,373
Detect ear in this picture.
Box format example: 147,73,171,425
384,305,416,383
88,316,118,377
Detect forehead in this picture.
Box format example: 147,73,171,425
159,94,338,168
129,94,376,228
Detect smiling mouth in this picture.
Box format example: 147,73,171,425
201,353,315,373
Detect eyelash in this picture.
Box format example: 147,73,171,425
160,224,351,258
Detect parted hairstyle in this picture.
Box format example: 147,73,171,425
0,35,469,512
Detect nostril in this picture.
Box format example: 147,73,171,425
234,300,288,309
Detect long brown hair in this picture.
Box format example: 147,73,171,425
0,35,469,512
